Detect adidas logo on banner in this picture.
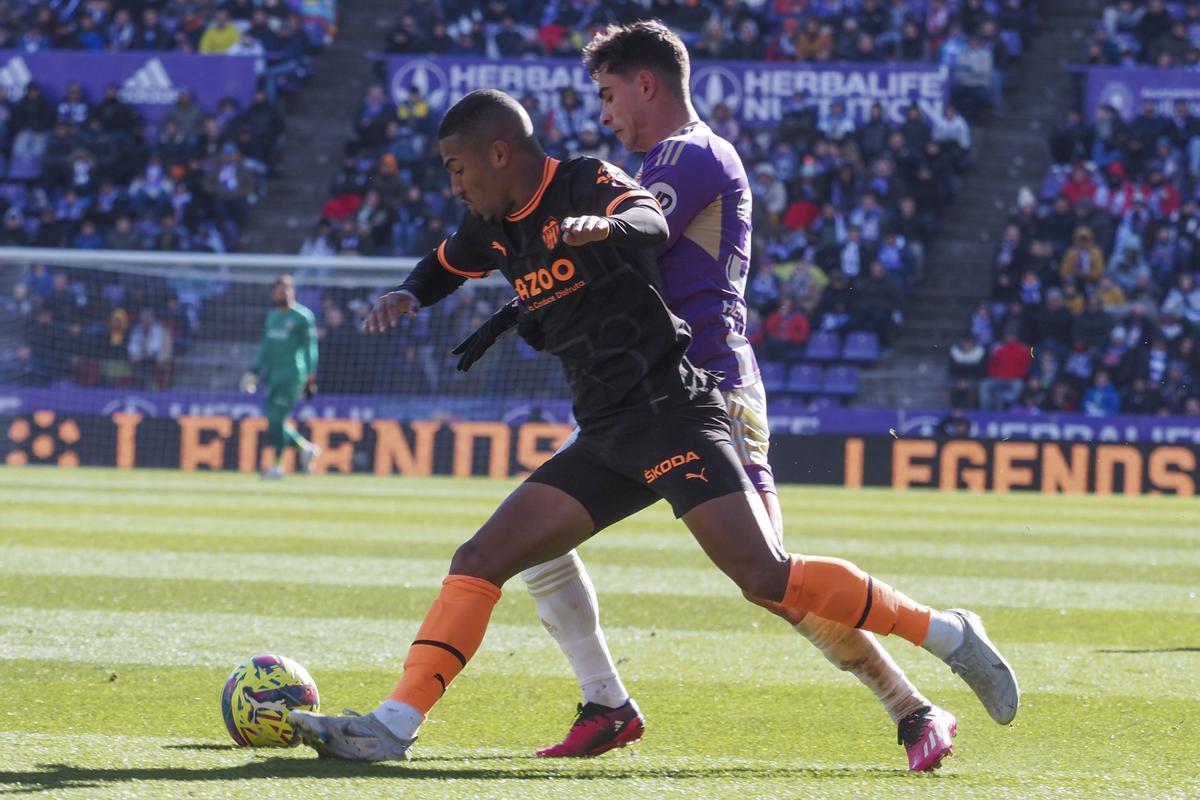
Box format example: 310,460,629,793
119,58,179,105
0,56,32,98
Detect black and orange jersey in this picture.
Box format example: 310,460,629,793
397,155,715,426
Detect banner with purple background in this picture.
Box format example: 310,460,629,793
387,56,948,129
4,385,1199,444
1084,66,1200,120
0,51,257,120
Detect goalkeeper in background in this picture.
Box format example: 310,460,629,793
241,274,320,479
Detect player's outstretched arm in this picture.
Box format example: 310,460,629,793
562,200,667,249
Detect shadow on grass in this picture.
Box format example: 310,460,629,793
1095,647,1200,654
161,744,241,751
0,756,937,793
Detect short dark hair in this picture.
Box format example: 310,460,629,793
437,88,536,152
582,20,690,100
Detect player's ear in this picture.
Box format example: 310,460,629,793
636,69,655,100
490,139,510,168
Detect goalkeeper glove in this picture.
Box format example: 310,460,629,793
451,298,520,372
303,375,317,401
239,371,258,394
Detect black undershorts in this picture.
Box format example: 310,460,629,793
526,390,754,531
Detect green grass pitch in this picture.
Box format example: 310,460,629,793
1,467,1197,799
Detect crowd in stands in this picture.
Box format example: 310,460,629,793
0,82,285,252
1,263,191,389
0,3,341,388
384,0,1033,101
1085,0,1200,68
0,0,336,53
951,97,1200,417
0,1,334,255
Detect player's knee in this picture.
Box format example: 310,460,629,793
737,560,790,604
449,540,494,580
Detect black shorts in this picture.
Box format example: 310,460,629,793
526,392,754,531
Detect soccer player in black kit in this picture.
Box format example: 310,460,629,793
288,89,1017,761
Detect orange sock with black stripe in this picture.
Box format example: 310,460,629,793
778,555,931,645
388,575,502,715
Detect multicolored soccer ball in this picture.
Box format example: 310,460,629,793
221,654,319,747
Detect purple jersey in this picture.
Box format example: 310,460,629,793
636,121,758,390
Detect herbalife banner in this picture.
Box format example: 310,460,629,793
387,56,948,128
1085,66,1200,120
0,51,256,120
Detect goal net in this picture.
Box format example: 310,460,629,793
0,247,573,477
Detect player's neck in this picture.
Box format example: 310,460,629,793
644,102,700,150
506,152,551,218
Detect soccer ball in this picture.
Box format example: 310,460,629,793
221,654,319,747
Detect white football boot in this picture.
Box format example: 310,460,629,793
289,709,415,761
943,609,1019,724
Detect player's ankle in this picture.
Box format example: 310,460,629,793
922,611,966,660
371,699,425,741
581,679,630,710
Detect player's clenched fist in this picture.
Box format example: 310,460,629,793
562,215,611,246
364,290,420,333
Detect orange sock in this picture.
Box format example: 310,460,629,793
779,555,931,645
388,575,502,715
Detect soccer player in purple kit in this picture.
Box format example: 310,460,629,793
511,22,966,770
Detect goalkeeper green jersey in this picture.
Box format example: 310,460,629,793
252,303,318,383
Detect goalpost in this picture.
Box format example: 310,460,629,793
0,247,573,476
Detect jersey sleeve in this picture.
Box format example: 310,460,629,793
395,212,494,307
301,309,317,377
434,212,495,279
572,158,660,219
638,141,724,256
251,316,268,372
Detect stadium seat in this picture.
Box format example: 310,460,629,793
803,331,841,362
0,182,26,208
841,331,881,363
822,365,859,396
7,153,42,181
760,361,787,394
786,364,823,395
767,394,810,418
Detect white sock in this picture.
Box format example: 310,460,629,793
522,550,630,709
794,615,930,724
370,699,425,741
921,611,966,660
